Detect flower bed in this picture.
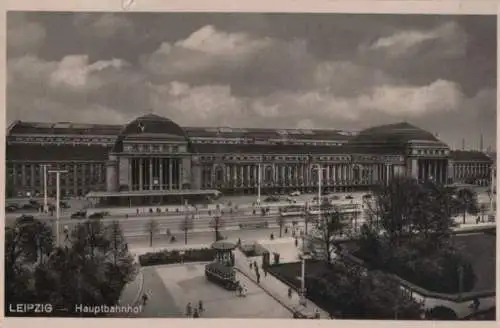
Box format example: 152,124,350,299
139,248,217,267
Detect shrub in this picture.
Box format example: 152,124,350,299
426,306,458,320
139,248,217,266
238,242,268,257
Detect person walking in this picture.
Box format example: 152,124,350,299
288,287,293,299
193,308,199,318
186,302,192,317
198,300,204,313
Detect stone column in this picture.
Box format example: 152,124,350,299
178,159,183,189
149,159,153,190
168,159,173,191
128,159,133,190
139,158,144,190
411,158,418,179
21,164,26,192
159,159,164,190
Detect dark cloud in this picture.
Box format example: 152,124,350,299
6,11,497,150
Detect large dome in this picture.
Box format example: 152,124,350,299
120,113,186,137
352,122,439,144
112,114,188,153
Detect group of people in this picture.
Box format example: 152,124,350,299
185,300,204,318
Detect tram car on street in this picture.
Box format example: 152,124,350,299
280,205,305,217
204,262,238,290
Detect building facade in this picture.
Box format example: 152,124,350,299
5,114,494,198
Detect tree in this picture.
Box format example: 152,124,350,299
310,206,346,264
17,218,54,264
179,214,194,244
209,214,225,241
455,188,480,224
276,215,285,238
145,219,159,247
306,261,423,319
5,217,137,317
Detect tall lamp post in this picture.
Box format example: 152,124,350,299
41,164,51,213
298,164,327,307
48,169,67,245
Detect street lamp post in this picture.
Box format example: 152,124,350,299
48,169,67,246
298,164,327,307
41,164,51,213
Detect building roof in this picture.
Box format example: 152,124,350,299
183,126,354,141
6,144,111,161
351,122,440,144
450,150,493,162
9,121,122,136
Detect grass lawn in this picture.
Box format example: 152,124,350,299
342,232,496,294
453,233,496,293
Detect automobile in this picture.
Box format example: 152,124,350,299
70,211,87,219
22,203,38,210
6,205,18,212
362,194,372,199
16,214,35,223
330,195,340,200
289,190,301,196
322,190,330,196
264,196,280,202
60,201,70,209
345,195,354,200
88,212,104,219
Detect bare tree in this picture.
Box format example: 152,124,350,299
179,214,194,245
145,219,159,247
209,214,225,241
310,206,346,264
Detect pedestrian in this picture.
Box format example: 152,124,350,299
198,300,204,313
186,302,192,317
193,308,199,318
288,287,292,299
270,233,274,240
256,273,261,284
142,293,149,305
294,238,298,247
285,227,288,234
476,216,480,224
314,308,320,319
237,238,241,246
249,262,253,270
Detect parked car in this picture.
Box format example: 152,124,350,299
70,211,87,219
330,195,340,200
264,196,280,202
88,212,104,219
6,205,18,212
17,214,35,223
345,195,354,200
362,194,372,199
289,190,301,196
59,201,70,209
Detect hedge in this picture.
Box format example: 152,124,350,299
238,242,269,257
139,248,217,266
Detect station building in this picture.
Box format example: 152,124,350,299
6,114,494,204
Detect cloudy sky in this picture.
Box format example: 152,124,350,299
7,12,497,150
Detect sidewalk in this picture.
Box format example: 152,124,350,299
232,248,330,319
117,268,144,307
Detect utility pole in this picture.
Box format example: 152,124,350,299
48,169,68,245
40,164,51,213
